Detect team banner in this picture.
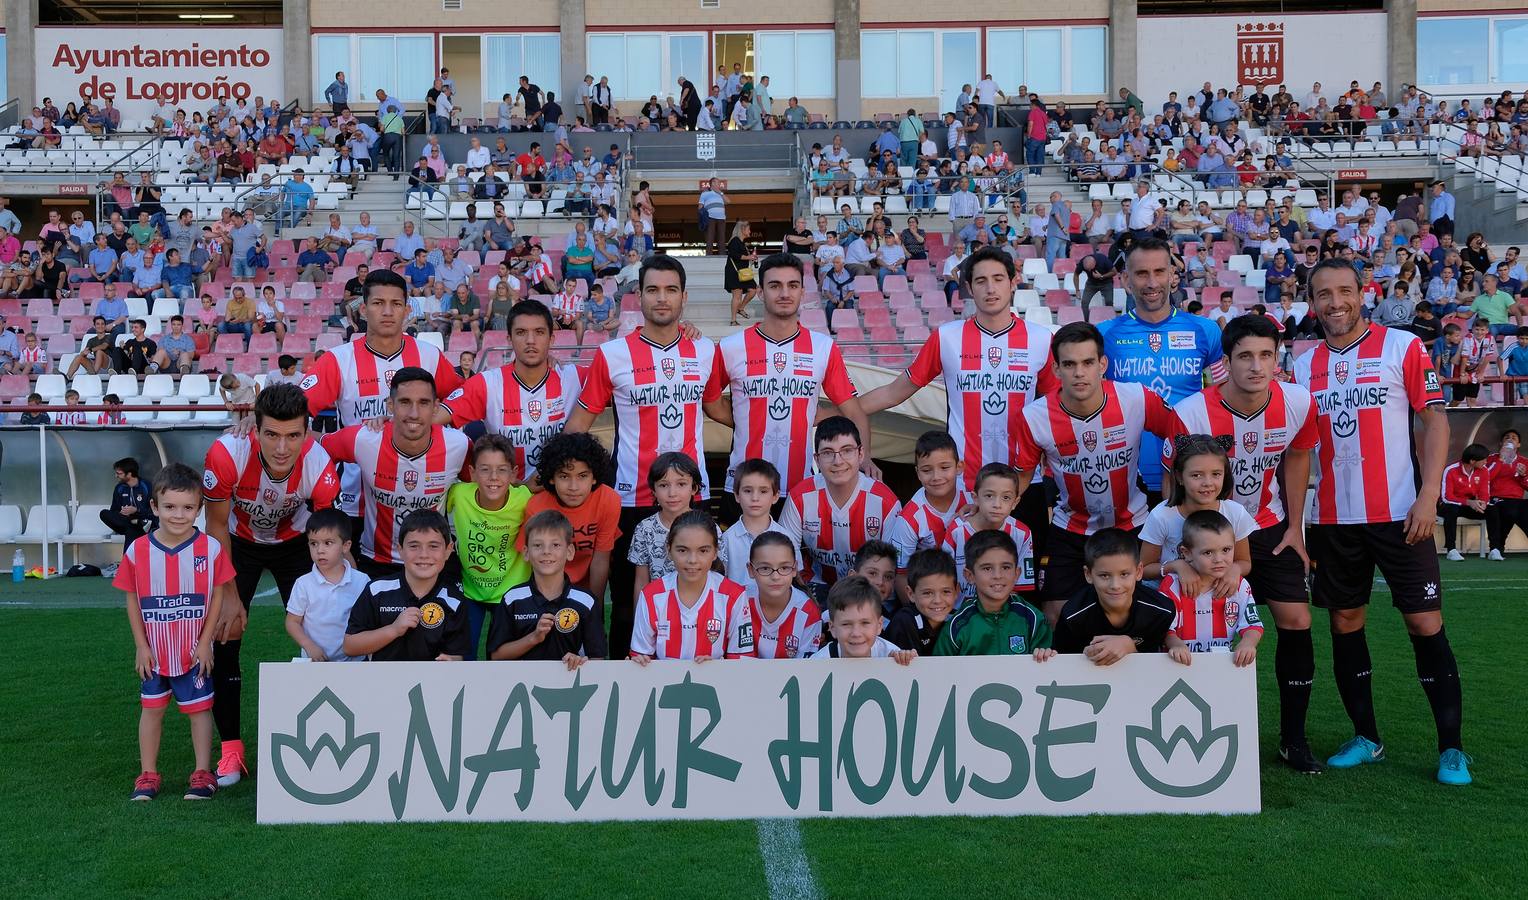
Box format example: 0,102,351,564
257,656,1260,823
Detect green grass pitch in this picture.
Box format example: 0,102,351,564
1,560,1524,898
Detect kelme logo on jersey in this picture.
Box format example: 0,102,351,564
661,358,676,380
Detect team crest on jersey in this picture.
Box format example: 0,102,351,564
1223,601,1240,630
555,607,580,632
987,346,1002,368
193,555,207,574
1009,634,1026,653
705,618,723,643
1147,333,1162,353
419,602,445,628
784,633,799,655
403,470,419,491
1241,431,1259,454
773,351,787,374
661,358,676,380
866,516,882,536
383,369,397,387
1082,430,1098,452
262,488,278,505
1335,360,1349,384
527,399,542,421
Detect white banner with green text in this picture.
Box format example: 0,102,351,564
256,656,1260,823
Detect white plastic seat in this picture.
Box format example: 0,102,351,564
177,374,211,398
416,331,444,351
0,505,22,541
156,407,192,422
141,373,176,399
64,504,114,542
106,373,140,398
149,298,180,319
1227,254,1255,275
194,397,232,422
34,373,67,401
20,504,69,541
70,374,103,398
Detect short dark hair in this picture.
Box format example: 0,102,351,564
638,253,687,292
757,252,802,285
853,540,897,570
1462,442,1489,464
471,433,516,465
826,575,881,618
1221,312,1281,355
665,508,719,549
305,507,352,542
1307,258,1363,295
749,530,796,560
814,415,861,451
914,430,959,461
277,354,297,369
647,451,703,490
114,457,140,477
150,462,202,503
253,382,309,427
964,528,1019,571
524,509,575,544
1084,527,1141,567
1051,321,1106,363
507,298,555,334
1179,509,1233,554
732,457,781,493
363,268,408,301
398,509,451,545
537,432,611,502
960,245,1015,287
389,366,437,398
1127,235,1176,265
974,462,1022,495
906,548,958,591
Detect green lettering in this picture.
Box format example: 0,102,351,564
1034,681,1111,802
532,673,599,811
836,679,896,804
387,683,463,820
659,672,742,809
966,682,1029,800
767,675,835,811
600,683,665,804
900,682,967,801
462,682,541,813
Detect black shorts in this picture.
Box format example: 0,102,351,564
1247,519,1309,604
1040,526,1087,606
355,555,404,581
230,535,310,609
1454,380,1479,400
1308,521,1442,614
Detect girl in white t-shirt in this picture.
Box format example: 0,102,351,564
1141,434,1255,598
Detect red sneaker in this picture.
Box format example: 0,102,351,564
130,771,161,801
216,739,247,787
184,769,217,800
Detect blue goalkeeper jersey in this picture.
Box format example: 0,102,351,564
1097,307,1223,491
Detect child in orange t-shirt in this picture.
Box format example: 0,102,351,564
521,431,622,606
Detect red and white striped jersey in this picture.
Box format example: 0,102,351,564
578,329,721,507
55,409,87,425
1457,334,1497,377
112,530,235,676
1292,324,1444,525
19,344,45,367
1161,573,1263,653
202,432,341,543
550,290,581,320
726,586,824,659
905,315,1058,488
321,423,470,563
1012,381,1177,534
1442,462,1489,505
630,571,747,660
940,515,1035,602
1164,383,1319,529
440,363,580,482
529,253,555,286
301,335,462,514
780,473,902,585
713,325,859,491
888,486,972,569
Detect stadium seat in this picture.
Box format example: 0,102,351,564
20,505,69,551
194,397,232,422
177,374,212,398
141,374,176,399
0,504,22,542
0,374,29,400
156,406,192,423
63,505,114,543
34,373,67,401
107,373,140,398
70,374,103,398
417,332,445,351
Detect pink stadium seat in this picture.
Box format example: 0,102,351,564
1070,245,1092,260
248,332,279,356
875,347,907,369
56,297,84,318
830,309,859,331
288,282,317,301
1057,306,1083,325
307,299,336,319
292,316,324,336
800,308,828,331
552,330,578,348
193,333,212,355
1,374,30,397
1053,259,1077,276
907,259,931,275
76,282,103,301
232,353,263,375
903,325,930,343
447,331,479,354
0,299,21,318
33,316,64,335
1015,245,1038,259
480,332,509,353
214,333,246,355
927,307,954,326
851,276,878,293
25,298,52,319
1045,290,1071,311
1232,287,1260,305
313,332,343,351
859,292,885,309
862,308,891,328
46,334,75,358
320,282,346,300
272,268,299,284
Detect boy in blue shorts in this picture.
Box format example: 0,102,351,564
115,463,235,801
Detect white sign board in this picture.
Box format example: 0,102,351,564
257,655,1260,823
1135,15,1387,111
35,28,285,119
696,132,717,161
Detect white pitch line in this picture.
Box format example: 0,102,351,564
254,588,278,599
756,818,820,900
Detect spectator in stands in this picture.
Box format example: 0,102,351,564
150,315,197,375
101,458,154,549
30,246,68,300
295,237,333,285
820,256,856,333
4,329,43,375
277,170,316,235
113,319,156,374
446,283,483,339
1046,192,1072,272
74,232,119,285
323,72,349,115
0,248,31,297
156,248,196,302
18,393,49,425
403,248,436,297
435,246,475,293
1467,273,1528,335
256,285,289,342
221,285,256,343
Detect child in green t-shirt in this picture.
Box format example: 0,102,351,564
446,434,532,659
935,529,1055,659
